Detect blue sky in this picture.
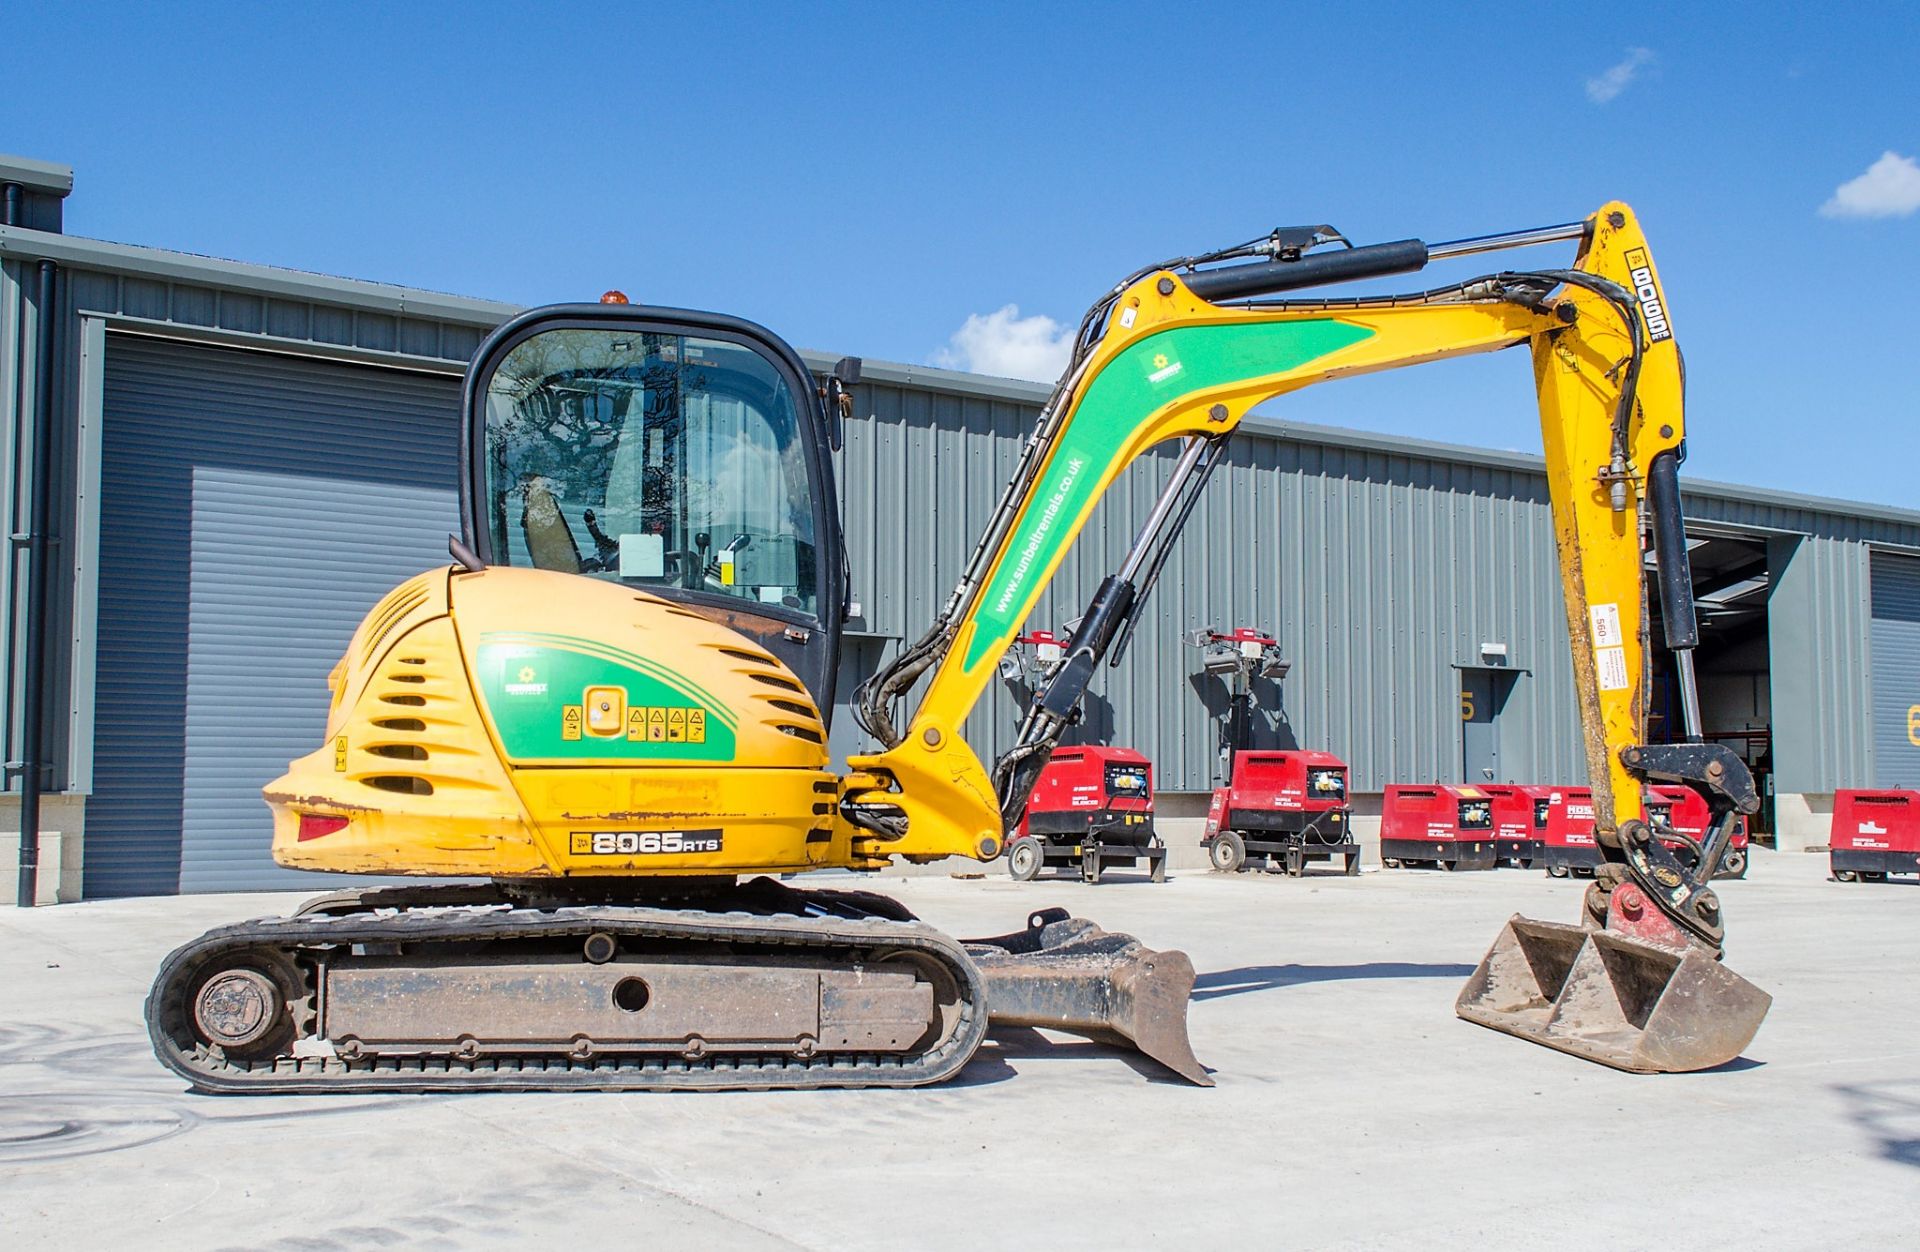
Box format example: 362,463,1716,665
7,2,1916,506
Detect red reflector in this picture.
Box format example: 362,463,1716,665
298,813,350,841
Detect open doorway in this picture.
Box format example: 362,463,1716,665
1647,530,1774,838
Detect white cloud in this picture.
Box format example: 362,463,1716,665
1821,151,1920,219
931,304,1074,383
1586,47,1654,103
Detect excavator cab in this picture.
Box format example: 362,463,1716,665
458,304,848,710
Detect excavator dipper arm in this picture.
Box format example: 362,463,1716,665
845,202,1768,1071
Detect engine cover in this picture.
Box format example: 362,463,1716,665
267,565,844,877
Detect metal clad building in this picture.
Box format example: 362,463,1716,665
1870,551,1920,787
7,154,1920,899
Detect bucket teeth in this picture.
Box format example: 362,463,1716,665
966,915,1212,1086
1456,915,1771,1073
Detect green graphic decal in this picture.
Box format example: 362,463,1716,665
476,634,737,762
961,319,1374,670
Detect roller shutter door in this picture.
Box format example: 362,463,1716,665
88,336,460,896
1872,551,1920,789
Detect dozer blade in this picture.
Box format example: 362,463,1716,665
1456,915,1770,1073
965,910,1211,1086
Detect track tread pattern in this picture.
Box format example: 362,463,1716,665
147,901,987,1093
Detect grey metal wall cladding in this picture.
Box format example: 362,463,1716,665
1871,551,1920,788
834,382,1585,794
90,336,459,896
1767,535,1876,794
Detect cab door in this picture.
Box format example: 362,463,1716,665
460,305,847,712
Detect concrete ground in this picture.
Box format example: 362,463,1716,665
2,850,1914,1250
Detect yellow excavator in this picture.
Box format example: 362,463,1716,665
147,201,1769,1091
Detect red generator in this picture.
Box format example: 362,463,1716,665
1540,786,1750,878
1202,750,1357,876
1379,784,1498,871
1005,746,1166,883
1830,789,1920,882
1535,787,1600,876
1646,784,1750,879
1481,784,1549,868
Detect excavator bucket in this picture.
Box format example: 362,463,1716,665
1456,915,1770,1073
965,910,1211,1086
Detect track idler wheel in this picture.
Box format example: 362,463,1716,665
194,968,284,1051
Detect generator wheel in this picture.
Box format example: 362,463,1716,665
1834,870,1859,883
1209,832,1246,873
1721,848,1748,878
1082,850,1103,884
1382,857,1402,869
1546,864,1570,879
1007,838,1043,882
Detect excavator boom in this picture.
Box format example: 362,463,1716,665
849,202,1767,1071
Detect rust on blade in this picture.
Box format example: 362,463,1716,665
1456,914,1770,1073
965,912,1212,1086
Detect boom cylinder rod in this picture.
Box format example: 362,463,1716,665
1675,650,1705,742
1425,221,1589,261
1111,437,1226,667
1118,437,1210,583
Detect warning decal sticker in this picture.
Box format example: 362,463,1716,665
1596,646,1631,692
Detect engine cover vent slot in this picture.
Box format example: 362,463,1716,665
365,775,434,796
360,578,433,663
774,724,824,744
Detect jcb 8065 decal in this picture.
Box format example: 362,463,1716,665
571,830,724,856
1622,248,1672,343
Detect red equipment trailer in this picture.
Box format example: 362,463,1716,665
1481,784,1549,868
1004,745,1166,883
1379,784,1499,871
1647,784,1750,879
1202,750,1357,876
1186,627,1357,877
1830,789,1920,882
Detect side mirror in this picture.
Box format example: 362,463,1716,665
822,356,863,451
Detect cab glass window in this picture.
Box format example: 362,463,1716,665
483,328,817,615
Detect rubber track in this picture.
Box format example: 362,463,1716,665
146,904,988,1093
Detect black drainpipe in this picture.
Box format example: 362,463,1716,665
2,183,23,227
15,260,58,906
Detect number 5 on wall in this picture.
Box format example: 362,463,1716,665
1909,704,1920,747
1461,691,1476,721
